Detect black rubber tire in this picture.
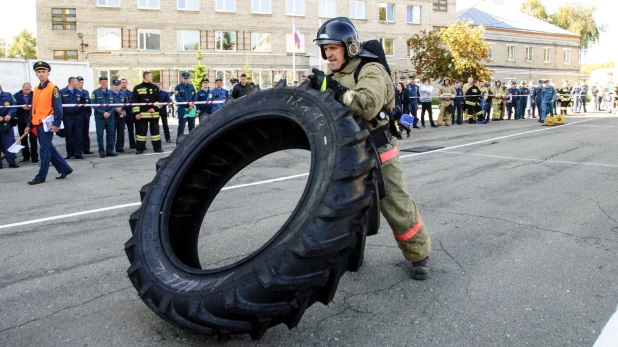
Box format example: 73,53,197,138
125,80,380,339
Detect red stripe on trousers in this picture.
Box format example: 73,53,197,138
393,216,423,241
380,145,398,163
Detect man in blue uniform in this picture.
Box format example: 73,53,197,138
60,77,84,159
24,61,72,184
518,81,531,120
0,84,19,168
14,83,38,163
91,76,117,158
541,79,557,123
208,77,229,114
195,78,211,120
76,76,94,155
111,79,128,152
174,71,196,136
406,76,421,127
507,80,520,120
120,78,136,149
531,79,542,119
155,82,172,143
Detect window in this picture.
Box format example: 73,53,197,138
252,70,273,89
251,33,272,52
350,1,367,19
252,0,271,14
379,3,395,22
507,45,515,61
488,44,493,60
177,70,195,83
287,0,305,16
216,0,236,11
51,8,76,30
53,50,78,60
564,49,571,64
97,0,119,6
433,0,447,11
215,31,236,51
286,34,305,53
378,38,394,56
98,70,121,81
544,48,551,63
407,45,413,58
178,0,199,10
286,71,305,85
138,29,161,51
138,0,160,9
215,70,237,89
526,47,533,62
98,28,122,50
407,6,421,24
319,0,336,18
177,30,200,51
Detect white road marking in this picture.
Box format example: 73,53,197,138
0,173,309,230
593,304,618,347
442,151,618,168
399,118,595,159
0,118,596,230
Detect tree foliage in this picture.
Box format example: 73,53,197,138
407,20,492,82
7,30,37,59
520,0,604,51
0,38,7,58
192,49,207,90
580,62,615,75
244,57,252,83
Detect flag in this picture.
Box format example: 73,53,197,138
293,19,302,51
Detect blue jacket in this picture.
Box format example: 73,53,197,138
195,88,212,115
542,86,557,102
519,87,531,104
406,83,419,102
91,88,115,117
112,90,127,118
508,87,520,103
532,86,543,102
60,87,84,118
208,87,228,114
120,88,132,119
174,82,196,109
79,88,91,118
454,87,464,105
13,91,32,123
159,90,171,117
0,91,17,118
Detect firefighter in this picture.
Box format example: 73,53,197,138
557,82,572,116
465,79,483,124
131,71,162,154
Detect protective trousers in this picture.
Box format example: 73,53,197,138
437,105,451,126
136,117,162,151
378,138,431,262
492,101,501,120
466,103,483,123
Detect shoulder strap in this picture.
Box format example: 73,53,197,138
354,59,368,84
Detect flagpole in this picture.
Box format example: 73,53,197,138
292,18,296,83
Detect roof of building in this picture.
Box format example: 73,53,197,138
457,3,579,37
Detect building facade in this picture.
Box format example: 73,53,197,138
36,0,456,90
458,3,581,84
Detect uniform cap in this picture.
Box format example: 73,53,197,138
538,79,543,83
112,79,120,85
399,76,406,80
181,72,191,78
544,79,550,83
99,76,108,81
408,75,415,79
33,61,51,72
201,78,209,83
215,77,222,82
76,76,84,81
231,78,239,83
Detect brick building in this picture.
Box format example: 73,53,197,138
36,0,456,89
457,2,581,84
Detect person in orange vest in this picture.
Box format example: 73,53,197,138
24,61,73,185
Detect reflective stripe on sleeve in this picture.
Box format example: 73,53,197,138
379,145,398,163
393,216,423,242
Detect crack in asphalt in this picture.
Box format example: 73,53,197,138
0,286,133,336
593,199,618,226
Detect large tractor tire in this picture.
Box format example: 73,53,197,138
125,80,381,339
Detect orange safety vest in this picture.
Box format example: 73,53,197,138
31,80,57,126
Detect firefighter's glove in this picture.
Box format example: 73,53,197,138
309,68,349,101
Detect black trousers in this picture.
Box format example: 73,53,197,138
82,113,91,152
467,104,483,122
115,114,127,151
125,112,136,148
159,114,171,142
135,117,162,151
17,122,38,161
420,102,434,126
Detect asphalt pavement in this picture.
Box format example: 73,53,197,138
1,113,617,346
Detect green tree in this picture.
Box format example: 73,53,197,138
580,62,615,75
0,38,7,58
222,32,235,51
244,57,252,83
520,0,549,20
407,30,453,81
438,20,493,81
521,1,604,52
7,30,37,59
192,49,207,90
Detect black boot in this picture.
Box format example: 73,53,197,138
412,257,430,280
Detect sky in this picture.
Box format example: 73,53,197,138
2,0,615,65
